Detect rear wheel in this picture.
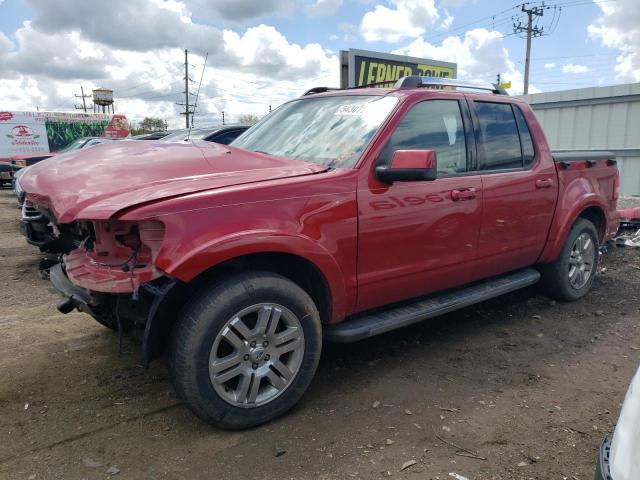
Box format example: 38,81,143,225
169,271,322,429
542,218,599,301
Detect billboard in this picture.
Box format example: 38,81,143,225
340,48,457,88
0,111,129,158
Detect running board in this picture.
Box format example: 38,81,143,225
325,268,541,343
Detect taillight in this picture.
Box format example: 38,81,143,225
613,170,619,201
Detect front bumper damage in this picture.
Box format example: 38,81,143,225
49,262,177,367
63,245,163,294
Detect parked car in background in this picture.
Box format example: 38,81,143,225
11,136,115,168
0,160,20,186
162,125,249,144
132,131,175,140
596,364,640,480
20,76,620,429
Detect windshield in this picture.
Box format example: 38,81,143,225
56,137,88,153
163,129,212,141
231,95,398,168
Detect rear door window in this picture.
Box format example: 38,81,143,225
474,102,523,170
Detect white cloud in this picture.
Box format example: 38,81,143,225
0,3,338,128
441,12,454,30
588,0,640,82
360,0,439,43
393,28,534,94
544,62,556,69
307,0,343,17
27,0,223,55
222,24,335,80
439,0,473,6
562,63,589,74
0,31,13,59
185,0,293,22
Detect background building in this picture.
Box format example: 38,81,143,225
522,83,640,196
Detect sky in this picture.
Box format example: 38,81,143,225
0,0,638,128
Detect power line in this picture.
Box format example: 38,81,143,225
424,3,521,42
191,52,208,128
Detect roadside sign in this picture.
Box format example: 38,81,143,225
0,111,49,157
340,48,457,88
0,111,130,157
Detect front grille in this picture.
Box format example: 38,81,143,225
21,202,43,221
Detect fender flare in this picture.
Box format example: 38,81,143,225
539,193,607,263
157,230,350,323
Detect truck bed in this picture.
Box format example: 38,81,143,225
553,150,616,165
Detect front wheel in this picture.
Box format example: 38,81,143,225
169,271,322,429
542,218,599,301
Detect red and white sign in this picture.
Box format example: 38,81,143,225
0,111,49,157
0,111,130,158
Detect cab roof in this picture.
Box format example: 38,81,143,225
302,75,508,98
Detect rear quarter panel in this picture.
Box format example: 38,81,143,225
539,160,618,263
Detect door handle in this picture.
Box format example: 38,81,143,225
535,178,553,189
451,188,477,201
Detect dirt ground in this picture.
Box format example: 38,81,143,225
1,188,639,480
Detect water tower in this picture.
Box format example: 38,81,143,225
92,87,114,113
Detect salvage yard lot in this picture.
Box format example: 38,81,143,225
0,187,639,480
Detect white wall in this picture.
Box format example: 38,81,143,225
521,83,640,196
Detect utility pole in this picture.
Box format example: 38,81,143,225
184,49,189,128
176,49,194,128
222,111,225,125
74,85,91,112
513,4,544,94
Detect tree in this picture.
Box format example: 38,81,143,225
238,113,260,125
138,117,167,133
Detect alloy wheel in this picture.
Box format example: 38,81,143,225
568,232,596,290
209,303,305,408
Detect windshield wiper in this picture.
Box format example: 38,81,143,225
324,158,339,170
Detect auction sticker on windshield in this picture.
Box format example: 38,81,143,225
335,104,366,116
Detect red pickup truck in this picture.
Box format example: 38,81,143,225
20,77,620,429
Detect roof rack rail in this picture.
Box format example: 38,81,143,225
302,87,342,96
395,76,508,95
301,76,508,97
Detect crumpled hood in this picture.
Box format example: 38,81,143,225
21,139,326,223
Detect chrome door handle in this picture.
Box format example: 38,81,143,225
535,178,553,189
451,188,477,201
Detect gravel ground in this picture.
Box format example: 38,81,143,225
1,188,639,480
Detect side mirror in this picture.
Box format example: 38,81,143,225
375,150,437,183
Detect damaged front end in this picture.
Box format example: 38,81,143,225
37,210,179,366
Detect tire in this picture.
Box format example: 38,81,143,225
542,218,599,301
168,271,322,429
